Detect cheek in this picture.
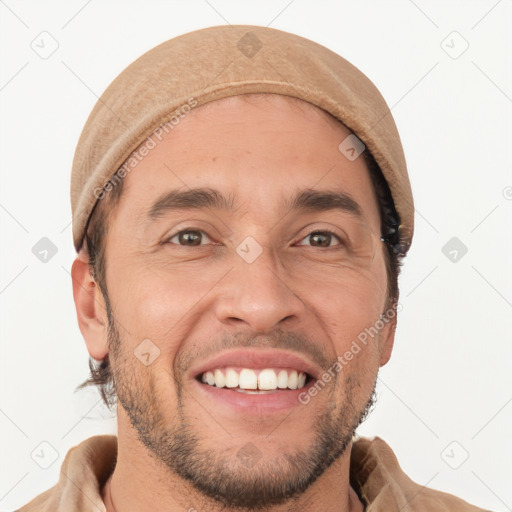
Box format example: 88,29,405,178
331,332,381,410
108,261,220,357
300,256,388,388
304,260,387,337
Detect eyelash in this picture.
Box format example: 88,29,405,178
164,228,345,249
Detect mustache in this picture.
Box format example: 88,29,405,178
176,328,334,375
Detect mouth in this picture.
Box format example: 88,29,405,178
196,367,312,393
190,349,321,412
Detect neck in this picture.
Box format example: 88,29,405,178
101,421,365,512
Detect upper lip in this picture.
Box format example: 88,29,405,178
189,349,322,381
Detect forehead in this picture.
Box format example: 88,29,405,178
115,93,379,230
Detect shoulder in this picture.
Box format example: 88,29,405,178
350,436,492,512
15,435,117,512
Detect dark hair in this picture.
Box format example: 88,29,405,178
363,150,406,307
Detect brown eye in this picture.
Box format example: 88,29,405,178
297,230,343,248
167,229,212,246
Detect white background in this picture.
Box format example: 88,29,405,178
1,1,511,511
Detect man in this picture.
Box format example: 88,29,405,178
17,24,488,512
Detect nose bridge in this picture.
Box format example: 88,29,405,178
214,238,305,333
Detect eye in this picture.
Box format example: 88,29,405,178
296,230,344,248
166,228,213,246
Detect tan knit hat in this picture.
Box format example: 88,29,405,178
70,24,414,254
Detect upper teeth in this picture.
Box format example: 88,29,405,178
201,368,308,390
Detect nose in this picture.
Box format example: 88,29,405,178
213,244,306,334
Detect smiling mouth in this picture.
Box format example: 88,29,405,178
196,367,312,393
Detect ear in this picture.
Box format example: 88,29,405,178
378,311,397,367
71,249,109,360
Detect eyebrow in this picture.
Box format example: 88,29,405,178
286,188,362,218
144,186,363,223
147,188,235,220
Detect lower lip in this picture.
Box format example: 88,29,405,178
193,378,315,413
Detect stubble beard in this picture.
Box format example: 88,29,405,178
106,299,376,511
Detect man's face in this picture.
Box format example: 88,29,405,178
96,94,394,508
